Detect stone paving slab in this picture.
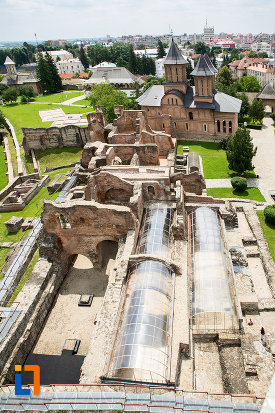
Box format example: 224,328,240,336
39,108,88,127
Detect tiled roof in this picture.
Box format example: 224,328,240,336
163,38,188,65
85,67,144,85
137,84,242,113
191,53,217,77
257,82,275,100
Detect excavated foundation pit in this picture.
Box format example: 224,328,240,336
22,241,118,385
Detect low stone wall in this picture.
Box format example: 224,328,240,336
0,174,50,212
177,133,224,142
22,125,89,155
0,258,65,383
0,173,40,202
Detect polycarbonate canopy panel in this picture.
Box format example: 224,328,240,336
137,203,174,258
190,207,234,315
110,260,173,383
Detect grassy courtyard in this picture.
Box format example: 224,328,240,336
207,187,266,202
26,147,83,173
177,141,255,179
35,91,84,103
72,98,91,106
257,211,275,261
1,102,92,144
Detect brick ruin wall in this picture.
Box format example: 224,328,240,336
22,125,89,155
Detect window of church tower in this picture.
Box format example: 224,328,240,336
172,98,174,104
189,112,193,120
186,123,189,131
176,99,178,105
229,121,232,133
176,67,178,81
203,123,207,132
217,120,220,132
168,98,170,104
223,120,226,133
201,80,204,95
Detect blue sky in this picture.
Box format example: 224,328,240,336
0,0,274,41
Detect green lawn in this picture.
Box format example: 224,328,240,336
0,168,71,244
177,141,255,179
207,187,266,202
72,98,91,106
0,146,8,190
257,211,275,261
35,91,84,103
27,147,82,173
1,102,92,144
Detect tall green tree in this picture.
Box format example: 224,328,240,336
216,66,234,86
194,42,210,55
36,53,54,93
238,76,261,92
79,46,90,71
249,98,265,123
128,45,138,74
157,40,166,58
237,92,250,121
45,52,63,93
186,58,194,85
226,127,257,174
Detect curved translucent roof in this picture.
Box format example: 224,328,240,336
109,260,173,383
137,203,174,258
108,203,175,383
190,207,235,317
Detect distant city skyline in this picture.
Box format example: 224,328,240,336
0,0,275,42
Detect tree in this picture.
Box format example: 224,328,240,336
128,45,137,74
226,127,257,174
237,92,250,121
157,40,166,59
2,87,18,103
194,42,210,55
89,84,131,122
18,85,35,98
45,52,63,93
79,46,90,71
249,98,265,123
144,75,164,90
238,76,261,92
36,52,54,93
186,58,194,85
216,66,234,86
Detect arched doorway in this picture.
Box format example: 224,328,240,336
96,240,119,269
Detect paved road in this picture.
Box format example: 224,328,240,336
206,116,275,204
250,116,275,203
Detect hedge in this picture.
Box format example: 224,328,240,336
264,205,275,225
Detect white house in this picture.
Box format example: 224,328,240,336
56,58,85,75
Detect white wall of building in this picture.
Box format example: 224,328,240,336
56,58,85,74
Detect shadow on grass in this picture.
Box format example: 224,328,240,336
232,189,249,197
